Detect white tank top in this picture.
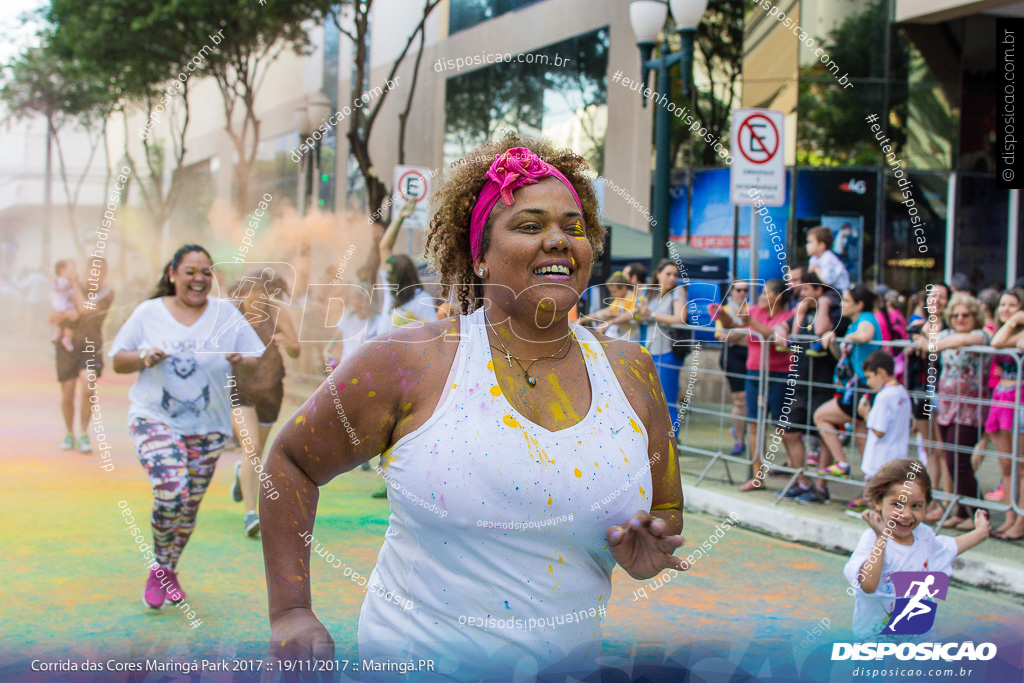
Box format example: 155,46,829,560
357,307,651,680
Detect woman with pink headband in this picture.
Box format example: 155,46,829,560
261,133,685,679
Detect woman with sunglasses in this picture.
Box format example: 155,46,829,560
915,293,991,530
713,280,750,456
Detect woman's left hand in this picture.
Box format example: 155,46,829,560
607,510,687,580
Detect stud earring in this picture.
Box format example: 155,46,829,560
477,268,485,277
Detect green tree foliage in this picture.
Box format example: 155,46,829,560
140,0,335,214
1,36,117,258
669,0,744,168
48,0,203,253
796,0,909,166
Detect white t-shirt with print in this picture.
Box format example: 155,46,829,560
862,383,912,478
843,525,958,641
108,297,265,435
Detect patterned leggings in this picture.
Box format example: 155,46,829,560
129,418,228,569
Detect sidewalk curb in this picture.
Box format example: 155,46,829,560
683,484,1024,599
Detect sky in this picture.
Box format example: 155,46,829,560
0,0,46,66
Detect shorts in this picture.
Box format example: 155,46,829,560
837,376,874,418
719,344,749,393
56,339,104,383
985,387,1022,433
745,370,787,423
234,383,284,426
785,390,834,433
911,396,935,421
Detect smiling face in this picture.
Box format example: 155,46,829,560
729,281,749,303
949,304,975,332
171,250,213,308
876,479,928,544
997,293,1022,322
477,177,591,320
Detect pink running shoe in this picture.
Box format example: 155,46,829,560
985,485,1005,502
143,568,166,609
165,569,186,603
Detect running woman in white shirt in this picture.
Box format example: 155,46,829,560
109,245,265,609
261,136,686,680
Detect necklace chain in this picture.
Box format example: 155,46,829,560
486,323,575,387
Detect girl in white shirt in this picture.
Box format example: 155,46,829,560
844,459,989,640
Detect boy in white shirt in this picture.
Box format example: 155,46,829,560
846,350,912,512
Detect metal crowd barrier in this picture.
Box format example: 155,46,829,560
658,323,1024,527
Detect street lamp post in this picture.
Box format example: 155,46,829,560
629,0,708,269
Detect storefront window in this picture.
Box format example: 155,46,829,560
956,174,1009,290
881,170,947,293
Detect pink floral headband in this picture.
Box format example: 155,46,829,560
469,147,583,262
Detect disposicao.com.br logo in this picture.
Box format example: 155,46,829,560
832,571,997,662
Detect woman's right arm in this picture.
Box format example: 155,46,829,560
378,200,415,264
262,325,431,660
112,349,168,373
845,319,876,344
991,311,1024,348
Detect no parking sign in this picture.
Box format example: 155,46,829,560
392,165,432,228
730,108,785,206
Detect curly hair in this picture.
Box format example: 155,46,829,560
424,132,605,315
943,292,983,329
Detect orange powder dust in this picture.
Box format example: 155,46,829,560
574,468,582,477
487,361,494,372
629,418,642,433
503,415,520,428
368,391,376,398
295,415,305,425
547,496,553,505
490,385,502,397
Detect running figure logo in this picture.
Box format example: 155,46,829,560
884,571,949,635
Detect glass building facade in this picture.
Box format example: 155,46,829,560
443,28,610,175
449,0,544,34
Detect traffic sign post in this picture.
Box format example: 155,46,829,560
730,108,785,206
392,165,432,229
730,108,785,305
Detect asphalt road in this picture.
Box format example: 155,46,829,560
1,329,1021,682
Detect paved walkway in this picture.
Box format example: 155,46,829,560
1,330,1021,681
